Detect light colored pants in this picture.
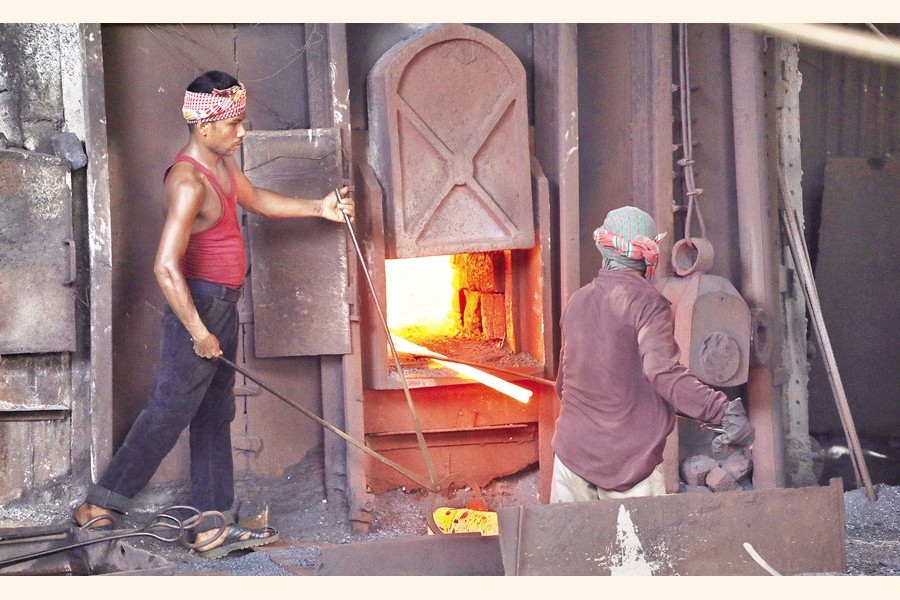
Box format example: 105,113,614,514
550,454,666,503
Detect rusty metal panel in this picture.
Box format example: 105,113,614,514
0,148,75,353
242,128,350,357
497,479,846,575
368,23,534,258
364,425,538,494
362,383,540,493
0,347,72,503
809,157,900,438
316,534,504,575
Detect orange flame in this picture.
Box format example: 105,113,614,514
385,255,459,337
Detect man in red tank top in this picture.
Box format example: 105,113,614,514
73,71,355,558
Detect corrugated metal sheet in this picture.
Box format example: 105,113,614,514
800,29,900,259
798,25,900,442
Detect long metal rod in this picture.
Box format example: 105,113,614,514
413,353,716,429
0,507,217,570
407,353,556,387
338,194,440,490
216,356,440,492
220,356,437,492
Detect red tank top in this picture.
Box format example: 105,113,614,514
163,155,246,288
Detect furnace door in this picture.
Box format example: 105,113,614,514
368,24,535,259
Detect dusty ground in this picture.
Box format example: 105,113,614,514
2,457,897,576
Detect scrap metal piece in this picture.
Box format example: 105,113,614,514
497,478,846,576
0,527,175,576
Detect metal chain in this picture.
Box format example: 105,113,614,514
677,23,707,242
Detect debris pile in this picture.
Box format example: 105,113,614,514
680,449,753,493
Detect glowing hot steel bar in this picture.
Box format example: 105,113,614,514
391,336,533,404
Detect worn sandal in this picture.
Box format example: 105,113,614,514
72,503,118,531
195,525,279,559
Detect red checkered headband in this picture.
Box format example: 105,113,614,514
593,206,667,279
182,83,247,124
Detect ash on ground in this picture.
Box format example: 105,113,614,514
2,460,898,576
843,484,900,576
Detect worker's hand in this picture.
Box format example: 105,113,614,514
191,331,222,360
321,186,355,223
711,398,754,453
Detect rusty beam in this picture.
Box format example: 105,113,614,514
533,24,577,505
630,23,675,269
307,23,371,527
80,23,114,479
729,26,786,489
533,23,579,342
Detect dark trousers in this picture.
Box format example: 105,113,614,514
87,282,240,531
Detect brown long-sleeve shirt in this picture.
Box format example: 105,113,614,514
551,269,728,491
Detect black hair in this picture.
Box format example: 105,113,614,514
186,70,239,94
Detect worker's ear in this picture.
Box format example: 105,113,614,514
198,123,208,136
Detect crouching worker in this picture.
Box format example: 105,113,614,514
551,206,753,503
73,70,355,558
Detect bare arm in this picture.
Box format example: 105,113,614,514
226,156,354,221
153,169,222,359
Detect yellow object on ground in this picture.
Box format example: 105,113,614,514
431,507,499,536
